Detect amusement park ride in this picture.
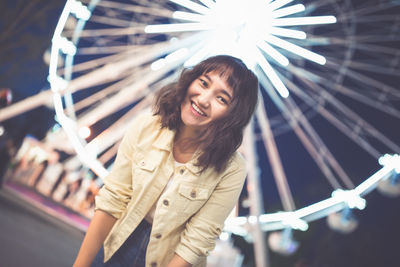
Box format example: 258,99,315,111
1,0,399,266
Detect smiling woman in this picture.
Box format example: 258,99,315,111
154,55,259,173
73,55,259,267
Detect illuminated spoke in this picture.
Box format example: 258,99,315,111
256,40,289,66
269,27,306,39
170,0,210,15
271,4,305,18
265,35,326,65
272,16,337,26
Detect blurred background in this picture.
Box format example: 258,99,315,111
1,0,400,267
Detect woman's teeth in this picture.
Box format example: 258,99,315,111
191,102,206,116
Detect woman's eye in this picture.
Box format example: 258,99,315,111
199,78,208,87
217,96,228,105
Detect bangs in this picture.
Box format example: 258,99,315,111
201,64,240,100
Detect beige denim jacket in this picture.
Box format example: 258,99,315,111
95,112,247,267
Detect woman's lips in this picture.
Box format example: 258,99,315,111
190,101,207,117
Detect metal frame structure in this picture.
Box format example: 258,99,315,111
1,0,399,266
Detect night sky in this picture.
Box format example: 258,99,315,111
1,1,400,267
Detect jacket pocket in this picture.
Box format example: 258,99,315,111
177,184,211,216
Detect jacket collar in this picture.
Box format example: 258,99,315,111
152,126,204,174
152,126,175,152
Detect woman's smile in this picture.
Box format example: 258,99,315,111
190,101,207,117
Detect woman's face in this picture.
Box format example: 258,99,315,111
180,71,233,132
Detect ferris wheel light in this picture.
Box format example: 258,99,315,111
332,189,366,210
145,23,212,33
49,75,68,92
271,4,305,18
256,50,290,98
199,0,216,9
145,0,337,99
268,0,294,11
265,35,326,65
172,11,205,22
69,0,91,21
55,36,77,56
170,0,210,15
272,16,337,26
219,231,230,241
378,154,400,173
256,40,289,66
184,46,210,67
78,126,91,139
282,216,308,231
152,48,189,70
269,27,306,39
248,215,258,224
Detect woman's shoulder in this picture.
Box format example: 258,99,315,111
222,151,246,175
127,110,161,130
123,110,162,141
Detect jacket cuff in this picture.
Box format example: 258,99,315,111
94,192,123,219
175,243,203,265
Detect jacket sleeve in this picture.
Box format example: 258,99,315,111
94,113,148,219
174,155,247,264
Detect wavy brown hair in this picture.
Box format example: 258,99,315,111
153,55,259,173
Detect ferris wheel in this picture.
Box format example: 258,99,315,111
47,0,400,265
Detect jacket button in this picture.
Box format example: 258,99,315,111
151,262,157,267
155,233,162,239
163,199,169,206
179,168,184,174
190,190,196,198
140,161,145,166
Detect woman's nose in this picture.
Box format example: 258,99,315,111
197,91,211,108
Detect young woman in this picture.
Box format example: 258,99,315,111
73,55,259,267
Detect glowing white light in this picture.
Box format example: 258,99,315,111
272,16,337,26
173,11,205,22
265,35,326,65
143,0,337,98
166,47,189,61
268,0,294,11
70,0,91,21
0,126,4,137
256,40,289,66
219,232,230,241
379,154,400,173
49,75,68,92
151,59,166,71
282,216,308,231
248,215,258,224
56,36,77,56
269,27,306,39
139,0,337,98
145,23,213,33
78,126,91,139
152,48,189,70
184,46,210,67
255,49,289,98
332,189,366,210
199,0,216,8
170,0,210,15
271,4,305,18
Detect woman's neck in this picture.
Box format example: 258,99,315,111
173,126,200,163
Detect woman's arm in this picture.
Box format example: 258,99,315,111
166,254,192,267
73,210,117,267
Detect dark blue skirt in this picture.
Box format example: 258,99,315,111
91,219,152,267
